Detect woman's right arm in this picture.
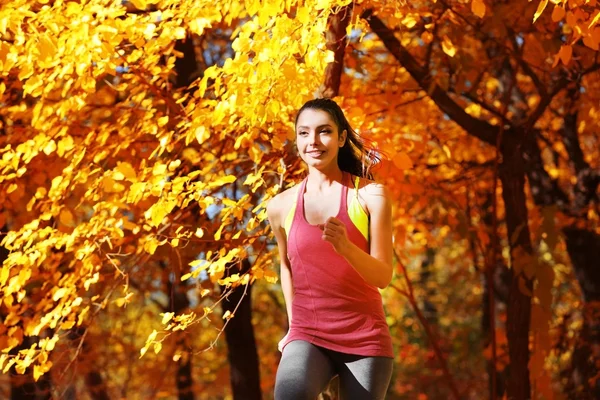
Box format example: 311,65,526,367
266,197,294,327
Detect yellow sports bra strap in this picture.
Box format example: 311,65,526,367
354,176,360,198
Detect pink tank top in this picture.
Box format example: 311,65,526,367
281,172,394,358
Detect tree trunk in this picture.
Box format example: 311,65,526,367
163,259,195,400
500,135,534,400
521,101,600,397
480,193,511,399
320,4,353,98
562,227,600,399
220,259,262,400
420,248,439,326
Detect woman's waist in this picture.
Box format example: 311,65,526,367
292,293,385,314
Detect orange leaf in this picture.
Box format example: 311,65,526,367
558,44,572,65
392,152,413,170
471,0,486,18
551,6,565,22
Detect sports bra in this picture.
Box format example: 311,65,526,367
284,176,369,241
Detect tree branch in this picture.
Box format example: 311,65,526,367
361,9,497,146
321,4,353,98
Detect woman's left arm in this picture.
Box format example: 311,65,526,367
320,182,393,289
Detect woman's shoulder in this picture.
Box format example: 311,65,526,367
352,175,391,212
266,181,302,222
353,176,389,197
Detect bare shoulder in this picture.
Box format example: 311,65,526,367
355,177,391,213
266,183,301,226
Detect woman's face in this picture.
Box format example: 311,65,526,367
295,108,346,170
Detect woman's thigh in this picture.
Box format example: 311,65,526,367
274,340,336,400
333,353,393,400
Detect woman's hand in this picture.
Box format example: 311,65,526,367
278,331,289,353
319,217,351,255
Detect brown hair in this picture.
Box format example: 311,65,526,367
295,98,380,179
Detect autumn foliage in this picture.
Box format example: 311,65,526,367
1,0,599,399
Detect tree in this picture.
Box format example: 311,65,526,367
1,0,598,398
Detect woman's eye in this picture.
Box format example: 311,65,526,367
298,131,308,136
320,130,331,134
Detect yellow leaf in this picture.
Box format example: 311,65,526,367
57,135,74,157
38,34,58,63
153,342,162,354
441,36,456,57
157,116,169,127
264,270,279,284
588,11,600,29
401,14,418,29
214,223,224,241
3,359,16,374
147,329,158,342
33,361,52,381
442,145,452,159
472,0,486,18
392,152,413,169
143,237,159,255
149,199,176,227
173,27,186,40
77,306,89,326
42,140,56,155
180,272,192,281
222,310,233,320
15,363,26,375
129,0,147,10
533,0,548,23
195,126,209,144
60,320,75,330
207,175,237,189
152,163,167,176
53,288,68,301
117,162,137,182
195,228,204,238
161,312,174,324
189,259,204,268
114,293,133,307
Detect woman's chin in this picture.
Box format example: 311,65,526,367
304,159,337,171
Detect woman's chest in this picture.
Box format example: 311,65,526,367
302,193,341,225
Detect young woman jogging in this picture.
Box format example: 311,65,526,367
267,98,395,400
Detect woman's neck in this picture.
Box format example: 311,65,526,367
305,166,344,192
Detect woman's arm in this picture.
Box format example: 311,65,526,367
266,198,294,325
320,182,394,289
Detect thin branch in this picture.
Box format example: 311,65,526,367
391,249,461,400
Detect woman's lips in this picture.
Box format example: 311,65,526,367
306,150,325,158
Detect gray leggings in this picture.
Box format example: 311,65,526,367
274,340,393,400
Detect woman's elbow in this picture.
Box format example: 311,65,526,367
376,265,393,289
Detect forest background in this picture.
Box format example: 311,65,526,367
0,0,599,399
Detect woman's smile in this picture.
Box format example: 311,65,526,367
306,150,325,158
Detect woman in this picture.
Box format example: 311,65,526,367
267,98,394,400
